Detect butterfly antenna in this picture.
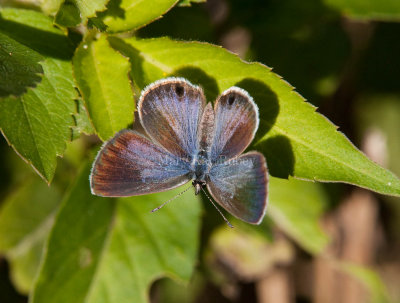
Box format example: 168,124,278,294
151,184,193,213
201,187,234,228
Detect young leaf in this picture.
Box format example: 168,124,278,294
323,0,400,21
73,35,134,141
31,163,202,303
0,179,61,293
109,36,400,197
0,58,77,183
268,177,329,254
99,0,178,32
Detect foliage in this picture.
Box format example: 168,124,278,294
0,0,399,302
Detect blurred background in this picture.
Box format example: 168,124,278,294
1,0,400,302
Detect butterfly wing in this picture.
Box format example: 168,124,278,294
210,87,259,162
90,130,192,197
207,152,268,224
139,78,206,159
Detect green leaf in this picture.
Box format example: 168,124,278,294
99,0,178,33
31,163,202,303
72,99,95,140
0,8,75,60
73,35,134,141
109,36,400,197
323,0,400,21
55,0,110,27
268,177,329,254
0,31,43,97
0,8,79,182
0,58,77,183
0,179,61,293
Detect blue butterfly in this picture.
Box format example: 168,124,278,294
90,78,268,225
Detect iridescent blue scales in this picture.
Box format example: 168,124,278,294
90,78,268,224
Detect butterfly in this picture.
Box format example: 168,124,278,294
90,78,268,225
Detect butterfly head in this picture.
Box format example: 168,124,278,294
192,180,206,195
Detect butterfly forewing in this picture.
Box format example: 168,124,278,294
90,130,192,197
210,87,259,162
207,152,268,224
139,78,206,160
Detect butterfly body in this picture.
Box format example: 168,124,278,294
90,78,268,224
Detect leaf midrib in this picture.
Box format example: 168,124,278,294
20,96,47,175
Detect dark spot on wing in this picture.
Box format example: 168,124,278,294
228,95,235,105
175,85,184,97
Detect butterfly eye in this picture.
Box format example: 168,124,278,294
228,95,235,105
175,85,185,97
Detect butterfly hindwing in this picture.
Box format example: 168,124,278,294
207,151,268,224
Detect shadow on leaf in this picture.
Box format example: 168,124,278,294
256,135,295,179
235,78,279,138
174,66,219,101
0,15,75,60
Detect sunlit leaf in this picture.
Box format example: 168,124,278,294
73,35,134,141
109,36,400,197
0,179,61,293
99,0,178,32
31,164,202,303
